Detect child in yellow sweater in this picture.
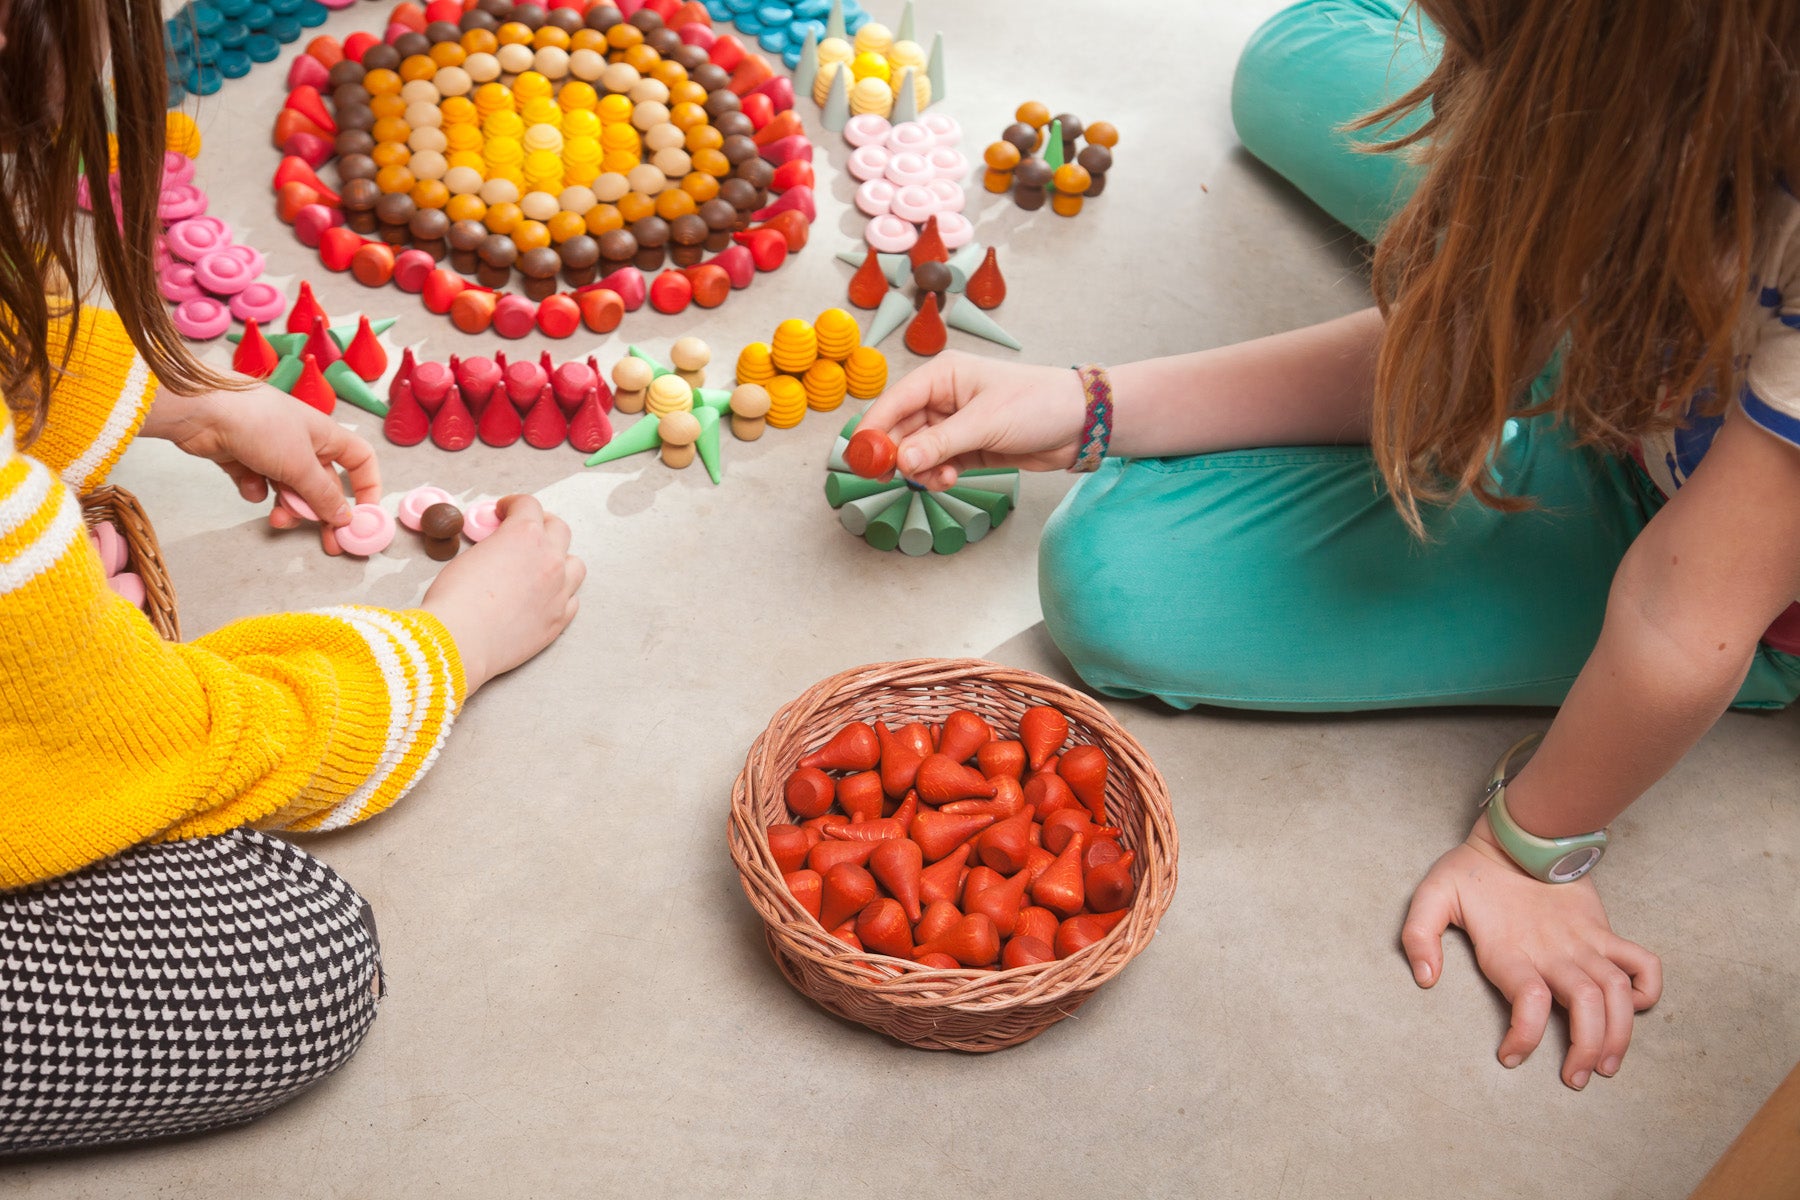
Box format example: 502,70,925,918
0,0,583,1153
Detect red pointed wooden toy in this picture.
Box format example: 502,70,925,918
388,347,417,406
911,912,1000,967
477,379,524,446
848,247,889,310
917,842,971,906
855,897,914,959
231,319,279,379
383,376,429,446
908,215,948,267
904,291,948,357
341,315,387,382
965,246,1006,310
284,280,327,335
289,354,336,415
799,722,880,771
567,385,614,454
818,862,878,931
429,384,476,451
1019,705,1070,770
303,314,341,369
732,228,788,271
868,837,923,922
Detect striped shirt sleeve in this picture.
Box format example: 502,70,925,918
27,307,158,493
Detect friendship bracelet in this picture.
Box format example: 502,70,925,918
1069,363,1114,473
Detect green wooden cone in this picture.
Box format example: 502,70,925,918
825,471,898,507
693,405,722,484
897,491,934,556
945,298,1022,351
826,0,845,40
327,316,397,350
1044,118,1065,173
863,490,912,551
930,488,990,542
896,0,914,43
230,329,308,356
890,67,917,125
920,492,966,555
694,386,733,414
945,240,985,291
821,62,849,133
833,250,909,287
794,27,819,100
585,413,663,466
945,484,1011,525
323,360,390,416
925,31,946,105
951,469,1021,501
268,354,304,394
840,487,906,536
865,290,913,348
838,410,866,438
826,435,851,473
628,345,672,377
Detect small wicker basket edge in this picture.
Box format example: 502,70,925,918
80,484,180,642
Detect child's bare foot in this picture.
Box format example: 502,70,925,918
421,495,585,694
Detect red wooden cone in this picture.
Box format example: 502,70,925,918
452,354,501,409
388,346,417,406
341,315,387,382
1084,848,1137,913
303,314,341,369
771,158,814,192
965,246,1006,310
272,157,340,206
767,824,810,874
976,805,1036,876
731,228,788,271
1054,909,1129,959
429,384,476,451
727,52,774,96
289,354,335,414
869,837,923,921
283,85,338,134
848,247,889,310
784,765,835,818
799,722,880,771
284,279,327,334
567,384,614,453
592,268,646,310
908,214,948,267
783,869,822,920
1057,743,1109,823
318,225,366,273
845,426,897,479
937,710,992,764
755,208,811,252
976,739,1026,781
917,842,971,907
915,753,996,805
1024,771,1080,819
281,131,334,170
855,897,913,959
576,286,624,333
836,770,884,824
275,180,322,224
679,263,732,308
383,376,430,446
477,380,524,446
231,319,280,378
411,359,453,413
824,817,904,842
904,291,948,356
912,913,999,967
1019,705,1070,770
648,269,692,314
750,108,804,148
806,838,878,874
1030,830,1087,918
522,383,569,449
913,899,960,946
909,808,995,862
1002,935,1056,969
1042,808,1096,856
963,865,1030,937
819,862,878,930
710,244,756,289
1015,906,1059,948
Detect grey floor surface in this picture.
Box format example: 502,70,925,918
6,1,1796,1197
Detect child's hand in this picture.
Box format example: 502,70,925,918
859,352,1088,490
1401,817,1662,1089
419,495,584,696
142,386,380,555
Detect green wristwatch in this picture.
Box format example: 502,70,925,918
1480,733,1608,884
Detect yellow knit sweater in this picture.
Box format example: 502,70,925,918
0,308,465,889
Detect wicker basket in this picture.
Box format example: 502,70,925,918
729,658,1178,1052
80,484,180,641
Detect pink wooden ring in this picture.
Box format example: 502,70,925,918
334,503,396,557
397,485,456,531
863,214,919,254
928,147,968,181
159,264,207,303
108,571,147,609
883,151,933,188
166,217,232,262
920,113,961,146
158,183,208,222
92,521,128,575
230,282,287,324
462,498,500,542
172,297,232,339
927,177,965,213
934,211,975,251
846,144,890,182
161,151,196,186
854,179,895,217
887,121,932,152
218,244,267,276
193,251,256,295
276,487,318,522
889,183,939,224
153,236,173,271
843,114,891,148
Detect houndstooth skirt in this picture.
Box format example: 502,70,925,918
0,828,383,1154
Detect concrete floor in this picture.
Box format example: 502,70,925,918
7,1,1798,1196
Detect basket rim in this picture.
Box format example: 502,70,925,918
729,657,1179,1011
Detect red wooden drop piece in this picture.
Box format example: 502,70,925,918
727,53,773,96
285,53,330,92
392,249,436,293
752,186,815,224
491,294,539,338
522,383,568,449
904,291,948,356
388,1,426,32
388,346,417,407
285,280,327,334
757,135,813,166
576,286,624,333
341,315,387,382
567,384,614,453
430,383,476,450
848,247,888,310
282,86,337,135
844,426,897,478
709,244,756,289
755,208,811,253
477,381,524,446
536,294,581,338
232,319,280,379
909,214,948,267
421,268,468,314
272,157,340,206
739,91,773,131
276,180,322,224
586,357,613,410
449,288,497,334
318,226,366,272
965,246,1006,310
410,360,453,413
751,109,803,148
289,354,336,414
745,74,796,114
708,32,747,70
383,376,429,446
422,0,461,23
770,158,813,193
281,132,334,170
504,359,547,406
342,31,379,62
303,34,343,67
679,263,730,308
593,267,645,310
350,241,396,287
453,355,501,409
731,228,787,271
648,269,692,314
272,107,328,151
291,205,340,250
551,360,596,408
303,314,341,369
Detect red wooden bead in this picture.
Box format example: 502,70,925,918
283,86,338,136
343,31,380,62
392,248,436,293
728,53,774,97
342,315,389,382
384,377,430,446
289,354,336,414
430,386,477,451
746,75,796,114
751,108,802,147
593,267,646,311
303,314,342,368
422,0,461,23
752,185,814,224
273,108,330,152
350,241,396,287
679,263,730,308
304,35,343,68
292,203,342,248
449,289,496,334
740,92,773,131
521,384,569,448
708,33,747,71
281,132,334,170
757,208,812,252
422,268,469,314
232,319,281,379
318,225,366,272
905,291,948,357
965,247,1006,310
576,286,624,333
388,2,427,32
909,214,948,267
285,54,330,93
285,280,327,334
770,158,813,193
709,244,755,289
756,135,812,166
491,294,539,338
731,228,787,271
648,269,692,314
273,157,340,206
276,180,322,223
535,293,581,338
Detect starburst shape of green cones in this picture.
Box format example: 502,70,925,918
823,411,1019,555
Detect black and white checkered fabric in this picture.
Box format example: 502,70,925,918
0,828,383,1154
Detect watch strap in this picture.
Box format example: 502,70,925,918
1481,734,1608,884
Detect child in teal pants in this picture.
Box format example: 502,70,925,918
863,0,1800,1091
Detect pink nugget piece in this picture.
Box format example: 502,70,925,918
934,211,975,250
920,112,961,146
462,499,500,543
864,214,919,253
884,152,934,188
847,144,890,182
843,114,891,148
888,184,937,223
166,217,232,262
927,177,965,213
276,486,318,522
92,521,128,575
218,244,267,276
887,122,933,153
929,147,969,181
172,297,232,340
161,151,196,186
194,251,257,296
108,571,147,609
855,179,894,217
158,183,208,222
397,485,455,532
230,283,287,324
334,503,396,557
159,263,206,304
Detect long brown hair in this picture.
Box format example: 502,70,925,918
1355,0,1800,532
0,0,225,444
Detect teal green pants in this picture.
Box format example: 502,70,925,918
1037,0,1800,712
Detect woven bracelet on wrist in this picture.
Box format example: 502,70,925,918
1069,363,1114,473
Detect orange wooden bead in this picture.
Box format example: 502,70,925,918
484,200,523,233
684,123,723,153
429,41,466,68
984,141,1021,171
399,54,437,82
679,171,719,202
547,210,587,243
496,21,533,45
532,26,570,50
375,164,417,194
654,188,696,220
668,102,707,132
372,141,413,168
668,80,707,108
584,202,623,234
649,60,687,88
363,68,402,95
411,179,450,209
620,43,659,73
461,28,498,55
1085,121,1119,148
369,93,407,120
569,28,605,53
510,219,551,252
1016,101,1051,128
372,116,413,145
690,147,729,178
445,193,488,223
616,190,655,223
605,23,642,50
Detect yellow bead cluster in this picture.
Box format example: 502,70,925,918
736,311,884,426
812,24,931,117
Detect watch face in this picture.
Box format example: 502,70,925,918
1548,846,1602,884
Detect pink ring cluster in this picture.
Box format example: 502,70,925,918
844,114,973,254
